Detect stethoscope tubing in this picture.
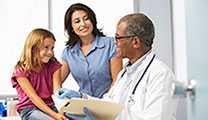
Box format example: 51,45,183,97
128,54,155,104
131,54,155,95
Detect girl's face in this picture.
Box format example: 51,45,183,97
71,10,93,38
39,37,55,63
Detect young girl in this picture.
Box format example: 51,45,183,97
11,28,68,120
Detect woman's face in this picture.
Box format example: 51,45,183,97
39,37,55,63
71,10,93,38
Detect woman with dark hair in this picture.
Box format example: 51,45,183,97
60,3,122,98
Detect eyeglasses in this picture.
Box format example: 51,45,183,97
115,35,136,41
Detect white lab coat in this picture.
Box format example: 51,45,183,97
103,51,176,120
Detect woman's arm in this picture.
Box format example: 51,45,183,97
60,60,70,83
16,77,67,120
110,57,123,85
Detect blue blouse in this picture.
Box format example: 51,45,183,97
61,36,116,98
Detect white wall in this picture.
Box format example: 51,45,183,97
0,0,49,95
135,0,174,70
172,0,188,83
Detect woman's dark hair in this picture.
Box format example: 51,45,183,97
64,3,105,48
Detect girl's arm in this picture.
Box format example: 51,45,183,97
16,77,67,120
110,57,123,85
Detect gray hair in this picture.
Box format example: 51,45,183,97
119,13,155,50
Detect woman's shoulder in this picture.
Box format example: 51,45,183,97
63,46,71,51
62,46,74,54
97,36,114,45
98,36,114,41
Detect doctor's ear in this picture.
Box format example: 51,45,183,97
132,37,141,48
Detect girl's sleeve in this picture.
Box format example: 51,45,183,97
49,60,62,74
11,68,27,88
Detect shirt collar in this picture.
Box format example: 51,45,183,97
90,36,105,51
70,36,105,53
125,50,155,73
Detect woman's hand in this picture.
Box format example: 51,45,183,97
57,88,81,99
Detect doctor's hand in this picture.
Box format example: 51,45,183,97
57,88,81,99
64,107,96,120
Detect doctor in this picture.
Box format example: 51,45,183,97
59,13,176,120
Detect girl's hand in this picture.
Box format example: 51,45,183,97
54,112,68,120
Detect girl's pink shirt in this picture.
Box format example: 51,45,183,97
11,60,62,112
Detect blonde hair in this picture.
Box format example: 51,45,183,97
16,28,56,72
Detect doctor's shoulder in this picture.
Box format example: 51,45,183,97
148,59,175,82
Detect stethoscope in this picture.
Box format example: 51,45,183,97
127,54,155,105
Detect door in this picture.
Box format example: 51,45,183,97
185,0,208,119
